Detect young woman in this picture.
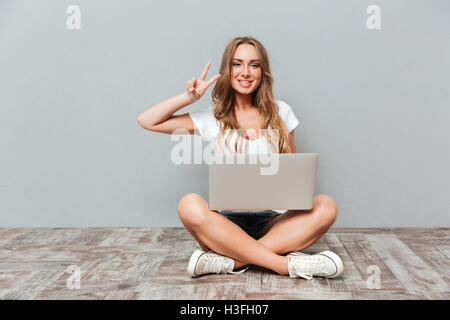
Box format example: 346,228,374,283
137,36,344,280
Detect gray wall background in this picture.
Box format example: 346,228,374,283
1,0,449,227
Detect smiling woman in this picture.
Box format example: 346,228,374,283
137,36,343,281
211,37,293,154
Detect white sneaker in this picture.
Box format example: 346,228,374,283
287,250,344,280
187,249,249,277
286,251,310,257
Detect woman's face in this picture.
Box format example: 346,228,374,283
230,44,262,96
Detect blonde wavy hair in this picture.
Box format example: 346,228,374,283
211,36,291,154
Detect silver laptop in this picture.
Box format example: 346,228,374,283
208,153,318,211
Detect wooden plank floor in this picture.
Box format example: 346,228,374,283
0,227,448,300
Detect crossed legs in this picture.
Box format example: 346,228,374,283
178,193,338,276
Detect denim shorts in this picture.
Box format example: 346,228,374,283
219,210,277,240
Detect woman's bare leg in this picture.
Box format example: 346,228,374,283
178,193,338,274
178,193,289,275
180,221,210,253
180,212,254,269
257,194,338,255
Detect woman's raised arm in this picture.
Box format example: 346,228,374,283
137,62,220,134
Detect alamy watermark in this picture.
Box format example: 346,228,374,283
170,128,280,175
366,265,381,289
66,265,81,289
367,5,381,30
66,5,81,30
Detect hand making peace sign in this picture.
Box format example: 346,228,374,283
186,62,221,103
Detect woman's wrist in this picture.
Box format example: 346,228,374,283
182,91,199,105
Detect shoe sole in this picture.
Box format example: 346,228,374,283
187,249,205,277
316,250,344,278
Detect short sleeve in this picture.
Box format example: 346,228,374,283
188,106,219,141
276,100,299,132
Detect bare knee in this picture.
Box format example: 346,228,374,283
313,194,338,228
177,193,208,229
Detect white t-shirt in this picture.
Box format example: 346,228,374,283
189,99,300,213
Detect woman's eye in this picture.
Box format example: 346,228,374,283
233,63,259,68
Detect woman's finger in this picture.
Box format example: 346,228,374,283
205,73,221,88
186,79,194,92
199,62,210,81
187,78,197,91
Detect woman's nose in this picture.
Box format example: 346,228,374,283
242,65,250,76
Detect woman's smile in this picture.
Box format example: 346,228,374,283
237,79,254,88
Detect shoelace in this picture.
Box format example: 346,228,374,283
201,253,248,275
290,255,329,280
